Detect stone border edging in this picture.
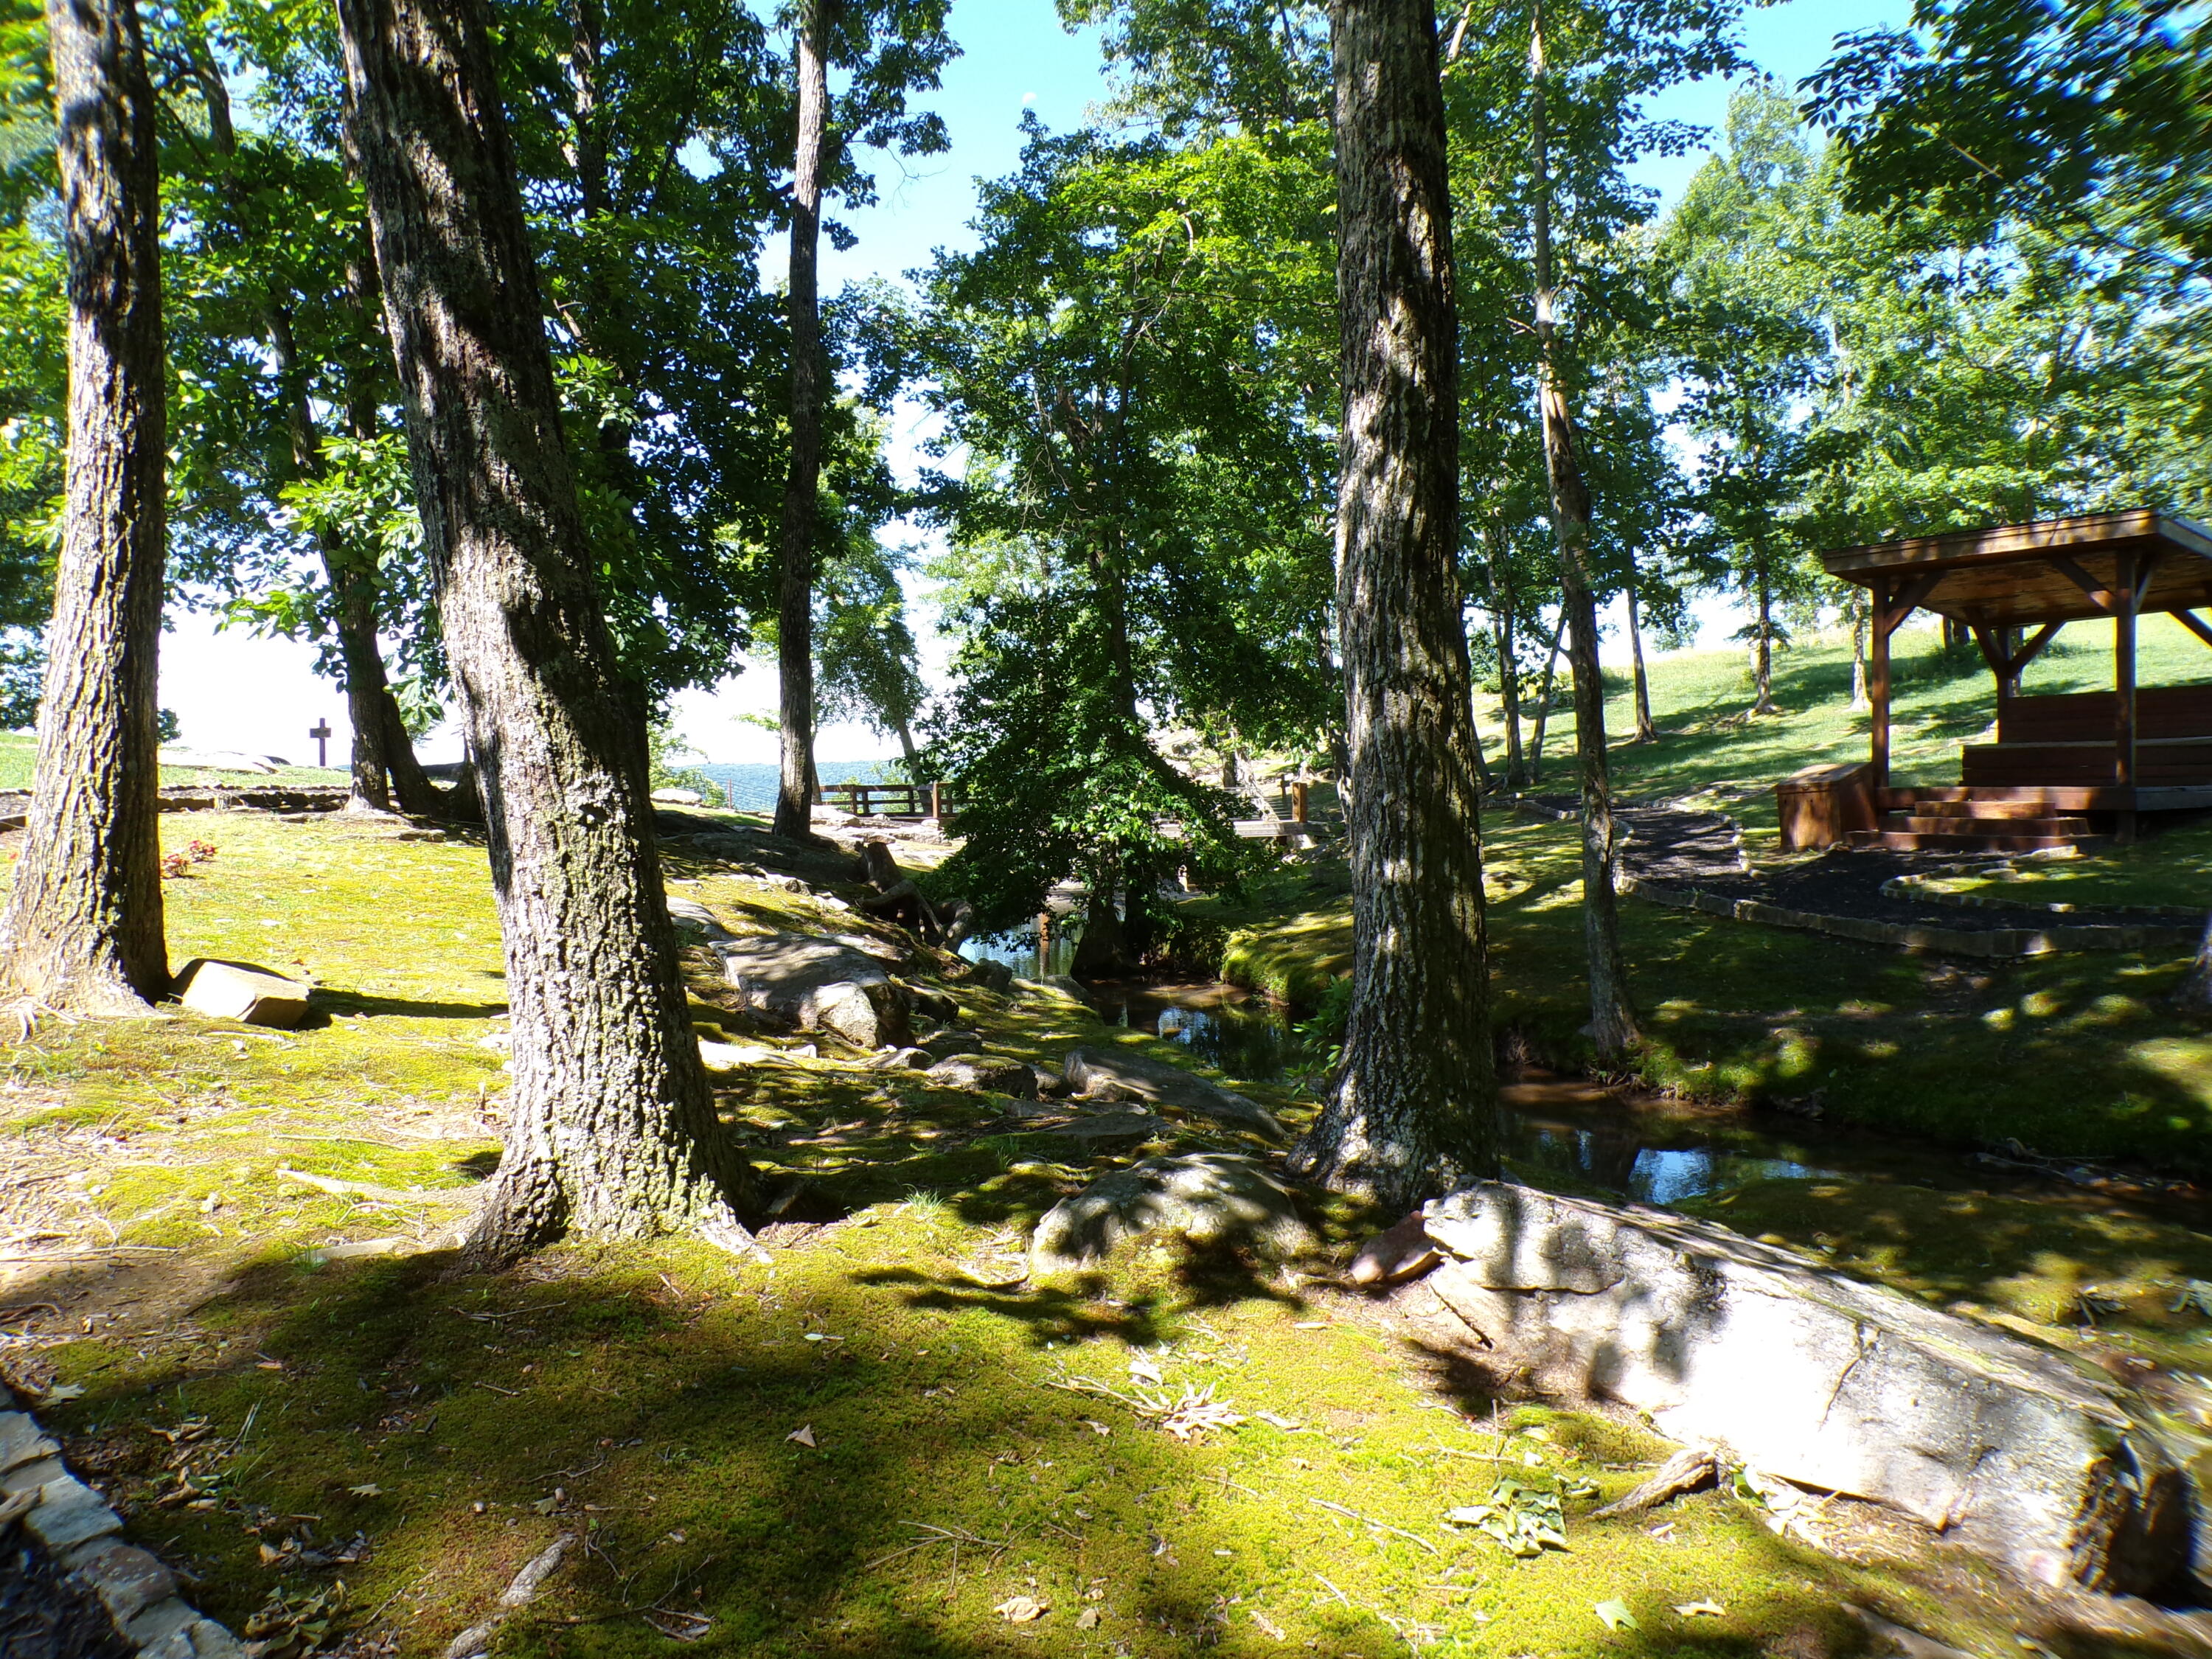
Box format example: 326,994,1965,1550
1,1400,243,1657
1882,869,2203,925
1620,874,2201,959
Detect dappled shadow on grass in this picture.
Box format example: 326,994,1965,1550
18,1239,1374,1657
852,1249,1310,1352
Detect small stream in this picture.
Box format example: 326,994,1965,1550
958,933,2178,1212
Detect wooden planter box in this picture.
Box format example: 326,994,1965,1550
1775,762,1877,851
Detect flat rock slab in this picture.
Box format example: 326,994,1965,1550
713,933,913,1051
1416,1182,2202,1596
923,1054,1037,1097
1031,1153,1312,1276
1062,1047,1283,1140
173,959,311,1028
666,897,736,942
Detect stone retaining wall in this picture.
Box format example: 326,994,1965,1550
0,1397,240,1656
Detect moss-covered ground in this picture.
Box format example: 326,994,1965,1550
0,809,2112,1658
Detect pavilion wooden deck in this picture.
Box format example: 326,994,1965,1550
1818,510,2212,850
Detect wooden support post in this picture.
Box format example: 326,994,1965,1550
1036,911,1052,978
929,780,942,819
1868,580,1893,794
1969,624,2014,729
2116,551,2139,842
1291,779,1310,823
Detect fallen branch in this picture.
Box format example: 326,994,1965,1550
442,1533,574,1659
862,1522,1011,1572
1591,1445,1718,1520
278,1166,454,1204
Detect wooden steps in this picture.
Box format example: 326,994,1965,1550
1851,787,2108,853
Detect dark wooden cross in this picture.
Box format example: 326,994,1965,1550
310,720,333,768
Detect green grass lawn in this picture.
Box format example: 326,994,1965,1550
0,728,352,793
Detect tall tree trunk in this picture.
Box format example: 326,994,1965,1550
1848,587,1870,711
894,717,921,776
330,561,393,808
1528,0,1635,1058
773,3,830,842
1289,0,1496,1209
1624,570,1656,742
1751,559,1775,714
1486,541,1526,787
1,0,167,1015
335,0,758,1265
1462,607,1495,790
378,689,446,813
1523,608,1565,782
266,302,398,813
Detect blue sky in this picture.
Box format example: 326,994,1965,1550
165,0,1914,765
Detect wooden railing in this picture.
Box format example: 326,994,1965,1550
816,781,951,818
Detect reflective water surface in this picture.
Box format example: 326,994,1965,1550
1048,976,2113,1212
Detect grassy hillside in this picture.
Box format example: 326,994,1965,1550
1492,612,2212,847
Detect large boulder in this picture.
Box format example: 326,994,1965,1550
1063,1046,1283,1140
712,933,913,1051
1413,1182,2202,1597
1030,1153,1312,1276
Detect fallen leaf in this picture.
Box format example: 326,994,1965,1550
345,1484,383,1499
994,1595,1048,1623
787,1424,817,1447
1127,1357,1164,1385
1595,1599,1639,1632
1674,1600,1725,1618
39,1383,84,1404
1255,1411,1302,1430
1075,1608,1099,1630
1078,1418,1112,1436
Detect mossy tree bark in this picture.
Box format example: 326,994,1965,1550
1287,0,1498,1211
1528,0,1636,1058
773,1,832,842
0,0,167,1015
335,0,759,1264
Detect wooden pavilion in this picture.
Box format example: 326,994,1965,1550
1818,509,2212,851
